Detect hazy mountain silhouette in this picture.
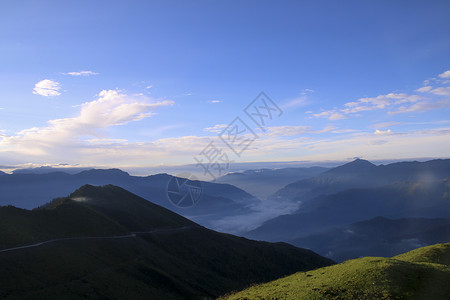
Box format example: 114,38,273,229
271,159,450,204
0,185,333,299
289,216,450,262
247,159,450,242
216,167,328,199
12,166,91,175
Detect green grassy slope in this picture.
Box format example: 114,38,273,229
221,243,450,300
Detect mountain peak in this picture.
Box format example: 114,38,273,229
337,158,376,170
323,159,377,176
349,158,375,165
69,184,126,199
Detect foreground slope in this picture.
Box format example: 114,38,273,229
221,243,450,299
0,185,333,299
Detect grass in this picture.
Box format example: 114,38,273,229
221,243,450,300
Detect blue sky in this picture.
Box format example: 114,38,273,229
0,0,449,175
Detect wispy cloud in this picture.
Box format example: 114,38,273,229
371,121,402,128
62,70,99,76
208,100,222,103
281,89,314,110
204,124,228,133
389,99,450,114
311,70,450,121
266,125,312,137
430,87,450,95
313,110,347,121
33,79,61,96
415,86,432,93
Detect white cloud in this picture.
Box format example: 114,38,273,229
1,90,173,155
331,129,360,134
301,88,315,95
208,100,222,103
430,87,450,95
203,124,228,133
313,110,347,121
438,70,450,79
389,99,450,114
312,93,425,121
342,93,423,113
63,70,99,76
415,86,432,93
33,79,61,96
266,126,312,137
374,129,392,135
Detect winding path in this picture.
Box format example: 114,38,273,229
0,226,196,254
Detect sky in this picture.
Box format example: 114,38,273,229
0,0,449,176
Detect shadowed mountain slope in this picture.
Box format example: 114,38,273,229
0,185,333,299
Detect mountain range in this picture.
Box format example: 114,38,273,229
0,184,333,299
244,159,450,261
0,170,259,231
271,158,450,203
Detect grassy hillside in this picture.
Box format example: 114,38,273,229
0,185,333,299
221,243,450,299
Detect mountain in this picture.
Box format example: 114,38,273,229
0,185,333,299
221,243,450,299
247,179,450,241
290,216,450,262
0,169,259,231
216,167,327,199
12,166,91,175
271,158,450,204
0,170,5,176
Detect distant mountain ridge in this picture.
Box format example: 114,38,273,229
216,167,328,199
247,178,450,241
245,158,450,258
290,216,450,262
0,169,259,231
272,158,450,203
